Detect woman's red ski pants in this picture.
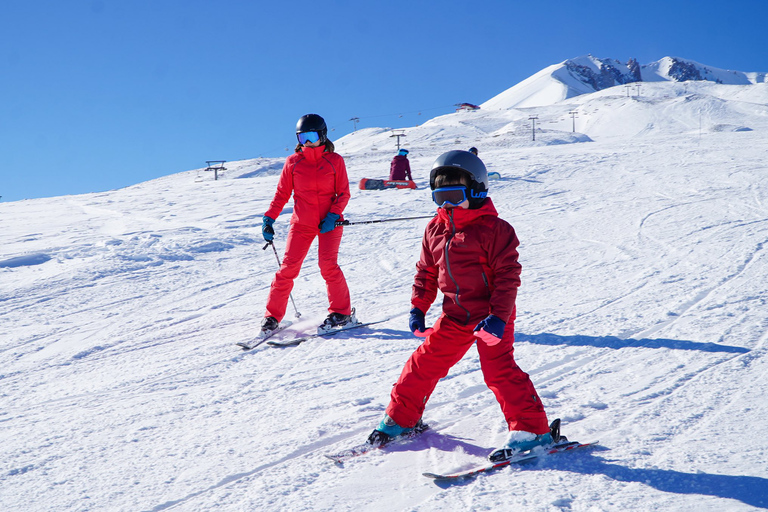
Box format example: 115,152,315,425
264,223,351,321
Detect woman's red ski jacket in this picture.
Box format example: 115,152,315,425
265,145,350,228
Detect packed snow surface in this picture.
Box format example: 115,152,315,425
2,75,768,511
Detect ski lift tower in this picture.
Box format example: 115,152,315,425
205,160,227,181
568,111,578,132
390,130,406,150
529,115,538,141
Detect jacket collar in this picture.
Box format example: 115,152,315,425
436,198,498,229
301,145,326,162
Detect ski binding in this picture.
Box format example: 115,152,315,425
236,321,293,350
267,319,389,347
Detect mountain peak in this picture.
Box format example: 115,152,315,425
482,55,768,110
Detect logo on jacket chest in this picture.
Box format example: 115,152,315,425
451,231,467,247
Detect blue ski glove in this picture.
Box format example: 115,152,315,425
319,212,341,233
262,216,275,242
473,314,506,345
409,307,434,338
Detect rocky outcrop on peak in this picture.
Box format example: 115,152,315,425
667,59,704,82
566,58,641,92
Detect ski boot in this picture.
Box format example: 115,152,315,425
317,308,358,334
260,316,279,336
366,414,428,447
487,419,561,463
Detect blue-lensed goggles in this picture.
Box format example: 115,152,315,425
297,131,321,144
432,186,469,207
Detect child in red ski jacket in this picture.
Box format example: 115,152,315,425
368,150,552,460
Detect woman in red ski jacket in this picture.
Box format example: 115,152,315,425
368,150,552,461
260,114,353,333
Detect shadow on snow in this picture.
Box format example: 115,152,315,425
430,449,768,508
567,455,768,509
516,332,749,354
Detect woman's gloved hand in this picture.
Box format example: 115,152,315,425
319,212,341,233
262,216,275,242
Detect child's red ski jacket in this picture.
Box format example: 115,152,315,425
411,198,522,326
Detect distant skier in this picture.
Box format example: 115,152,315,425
389,149,412,181
261,114,355,334
468,146,478,156
367,150,552,461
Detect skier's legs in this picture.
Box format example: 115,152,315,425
386,315,475,428
318,226,352,315
264,224,315,321
476,321,549,434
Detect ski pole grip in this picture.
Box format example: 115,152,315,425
263,242,272,250
335,220,350,226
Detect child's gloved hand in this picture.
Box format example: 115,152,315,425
319,212,341,233
262,216,275,242
473,314,506,345
409,308,434,337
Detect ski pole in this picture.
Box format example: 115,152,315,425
335,214,435,227
262,240,301,319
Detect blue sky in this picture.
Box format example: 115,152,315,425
2,0,767,202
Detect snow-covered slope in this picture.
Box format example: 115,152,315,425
642,56,768,84
2,71,768,511
483,54,768,109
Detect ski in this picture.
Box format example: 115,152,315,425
235,321,293,350
266,319,389,347
325,423,430,464
422,440,598,481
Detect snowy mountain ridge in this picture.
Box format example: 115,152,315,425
482,54,768,109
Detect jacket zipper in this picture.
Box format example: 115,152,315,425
445,210,472,325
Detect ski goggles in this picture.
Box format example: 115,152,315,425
297,131,321,145
432,186,469,207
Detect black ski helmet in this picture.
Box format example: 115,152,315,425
296,114,328,143
429,150,489,208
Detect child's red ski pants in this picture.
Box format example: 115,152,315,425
385,313,549,434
